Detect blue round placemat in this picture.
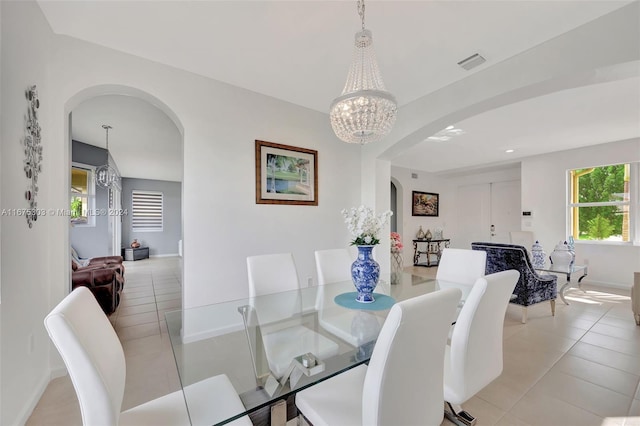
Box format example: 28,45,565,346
334,292,396,311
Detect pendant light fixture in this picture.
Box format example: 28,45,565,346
330,0,397,144
95,124,121,190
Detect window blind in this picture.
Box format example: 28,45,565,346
132,190,163,231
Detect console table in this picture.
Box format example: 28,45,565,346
413,239,450,267
122,246,149,261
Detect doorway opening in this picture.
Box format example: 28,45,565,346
65,86,184,307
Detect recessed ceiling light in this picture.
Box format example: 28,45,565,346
426,125,466,142
426,135,451,142
505,149,514,153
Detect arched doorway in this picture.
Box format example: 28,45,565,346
65,85,184,296
390,176,404,237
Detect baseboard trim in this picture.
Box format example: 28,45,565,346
181,322,244,344
583,280,631,290
150,253,179,258
50,366,68,379
15,370,52,426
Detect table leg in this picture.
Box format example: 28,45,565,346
270,399,287,426
577,269,588,291
559,280,570,305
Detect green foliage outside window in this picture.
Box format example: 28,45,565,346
575,164,626,240
71,197,82,218
586,215,616,240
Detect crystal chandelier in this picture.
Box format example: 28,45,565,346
330,0,397,145
96,124,121,190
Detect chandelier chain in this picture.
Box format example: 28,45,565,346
358,0,365,30
102,124,112,151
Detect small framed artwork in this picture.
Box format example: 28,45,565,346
412,191,439,217
255,140,318,206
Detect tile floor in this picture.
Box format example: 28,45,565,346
27,258,640,426
27,257,184,425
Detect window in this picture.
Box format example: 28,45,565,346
71,163,95,226
569,163,635,243
132,190,163,232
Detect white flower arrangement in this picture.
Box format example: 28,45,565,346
341,205,393,246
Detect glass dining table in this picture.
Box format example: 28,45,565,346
165,272,473,425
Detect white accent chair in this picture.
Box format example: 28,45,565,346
44,287,251,426
436,248,487,285
314,248,384,347
296,288,462,426
444,270,520,426
246,253,339,379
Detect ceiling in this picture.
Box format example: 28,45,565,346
72,95,182,182
40,1,639,177
392,76,640,174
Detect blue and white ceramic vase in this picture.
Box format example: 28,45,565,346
351,245,380,303
531,240,546,269
567,236,576,265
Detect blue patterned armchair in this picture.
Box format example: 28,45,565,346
471,242,557,323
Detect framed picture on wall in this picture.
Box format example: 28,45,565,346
255,140,318,206
412,191,439,216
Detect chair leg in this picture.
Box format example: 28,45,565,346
521,307,528,324
445,402,477,426
550,299,556,316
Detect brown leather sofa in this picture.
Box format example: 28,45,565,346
71,266,124,315
72,256,125,278
71,247,126,315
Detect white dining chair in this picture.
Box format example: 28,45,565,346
314,248,384,347
44,287,251,426
246,253,340,379
315,248,353,286
444,269,520,426
296,288,462,426
436,248,486,285
247,252,300,297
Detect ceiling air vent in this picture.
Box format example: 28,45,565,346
457,53,486,71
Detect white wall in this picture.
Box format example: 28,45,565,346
392,165,522,254
121,178,182,256
450,167,522,247
522,138,640,287
1,1,362,423
0,2,55,425
390,166,456,262
44,35,362,311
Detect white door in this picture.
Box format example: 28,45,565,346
456,183,491,248
456,181,521,247
490,180,521,243
109,187,122,256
